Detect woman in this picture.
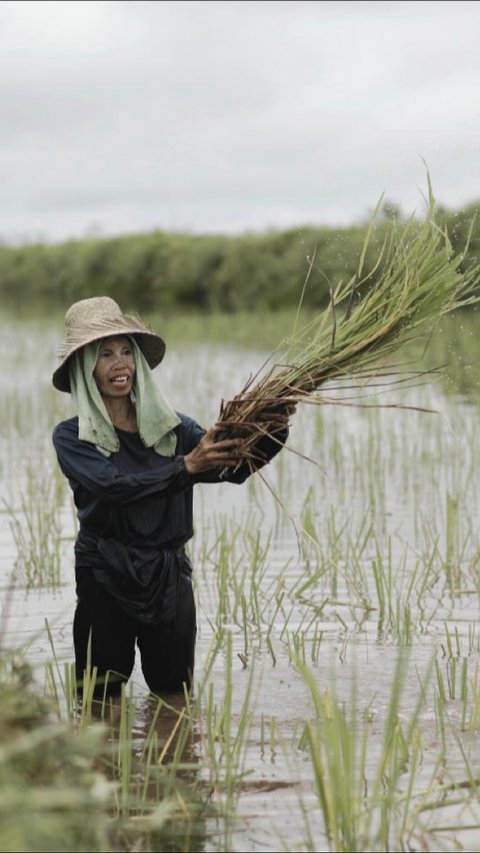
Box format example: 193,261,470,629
52,296,289,697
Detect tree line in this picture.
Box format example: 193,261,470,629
2,200,479,314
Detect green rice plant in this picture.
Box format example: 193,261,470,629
211,524,244,630
196,631,257,850
417,491,476,602
290,503,442,642
116,683,136,817
435,625,480,725
402,717,480,848
434,641,480,733
369,539,417,642
446,656,468,703
196,514,297,659
44,619,78,721
216,177,480,461
292,648,480,851
259,713,280,765
225,527,272,633
296,651,433,852
442,622,463,660
440,491,476,596
4,462,65,588
286,510,372,615
445,493,460,592
434,657,448,704
0,653,113,853
103,688,211,851
434,639,468,711
463,662,480,732
300,486,318,540
310,622,325,663
467,622,480,655
287,557,330,607
42,645,215,852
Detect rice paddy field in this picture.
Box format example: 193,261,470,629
2,308,480,852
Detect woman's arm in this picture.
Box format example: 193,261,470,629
53,416,246,504
192,411,291,485
53,421,194,505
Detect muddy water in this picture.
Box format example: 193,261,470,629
2,319,480,851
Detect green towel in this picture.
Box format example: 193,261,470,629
69,337,180,457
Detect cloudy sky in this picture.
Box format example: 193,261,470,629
1,0,480,243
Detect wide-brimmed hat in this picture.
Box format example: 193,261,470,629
52,296,166,393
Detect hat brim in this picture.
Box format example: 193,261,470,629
52,329,166,393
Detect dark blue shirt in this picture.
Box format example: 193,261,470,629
52,412,286,561
52,411,287,624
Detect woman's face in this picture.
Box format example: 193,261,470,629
93,335,136,399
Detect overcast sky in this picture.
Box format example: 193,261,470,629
1,0,480,243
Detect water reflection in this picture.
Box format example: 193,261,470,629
82,690,208,853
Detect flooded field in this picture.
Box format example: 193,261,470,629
2,313,480,851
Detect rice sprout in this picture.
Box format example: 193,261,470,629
216,178,480,464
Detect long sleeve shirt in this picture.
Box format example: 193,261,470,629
52,412,287,625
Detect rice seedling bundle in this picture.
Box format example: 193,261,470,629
216,181,480,464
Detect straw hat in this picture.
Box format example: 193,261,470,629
52,296,166,393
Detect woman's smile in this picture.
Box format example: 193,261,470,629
110,373,130,387
93,335,136,398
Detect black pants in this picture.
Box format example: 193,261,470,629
73,568,196,696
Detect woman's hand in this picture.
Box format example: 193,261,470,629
276,402,297,423
264,401,297,431
184,426,245,475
